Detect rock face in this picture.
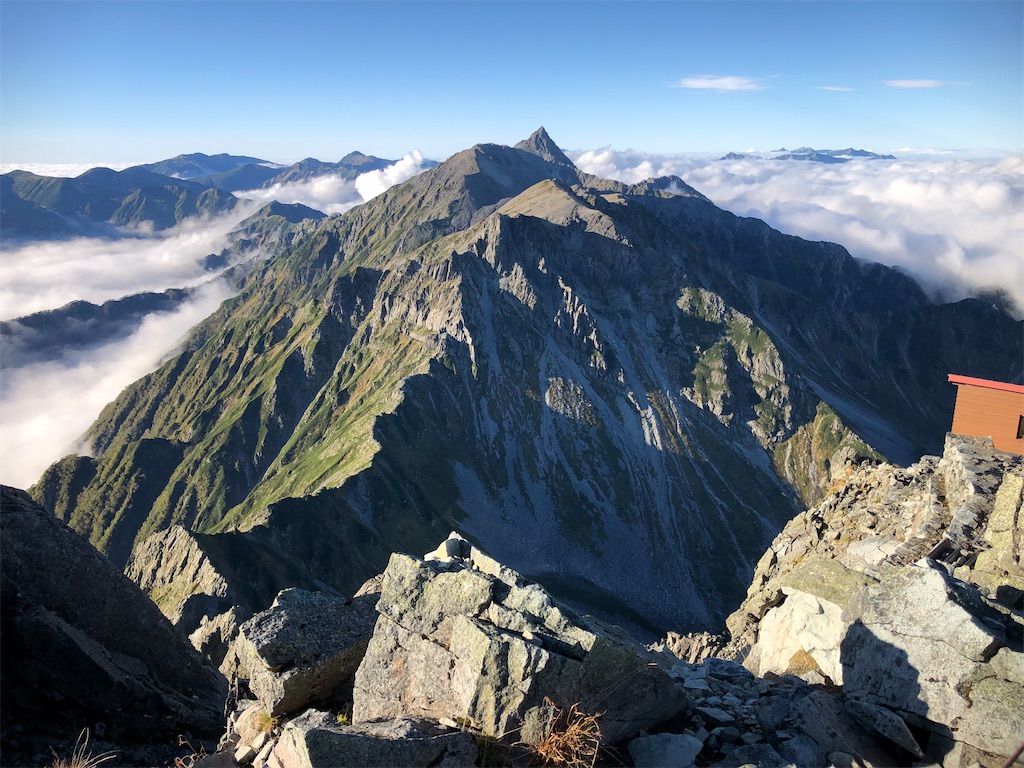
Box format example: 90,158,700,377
352,544,686,744
841,562,1023,757
725,435,1024,765
0,486,227,757
728,435,1023,651
124,525,335,671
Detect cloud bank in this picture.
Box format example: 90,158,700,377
0,152,429,488
0,209,260,320
570,148,1024,316
0,280,235,488
236,150,428,215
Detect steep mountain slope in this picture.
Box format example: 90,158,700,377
31,129,1023,634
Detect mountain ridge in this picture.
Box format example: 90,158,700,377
30,129,1022,635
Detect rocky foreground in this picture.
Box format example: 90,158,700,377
2,434,1022,767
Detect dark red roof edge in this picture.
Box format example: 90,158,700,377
948,374,1024,395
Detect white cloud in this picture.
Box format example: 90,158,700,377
672,75,766,92
0,205,261,320
0,280,236,488
355,150,425,200
237,150,428,215
240,174,363,216
818,86,855,92
570,148,1024,316
883,79,945,88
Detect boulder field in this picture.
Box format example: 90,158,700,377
4,434,1022,767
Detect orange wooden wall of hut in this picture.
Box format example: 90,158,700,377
948,374,1024,456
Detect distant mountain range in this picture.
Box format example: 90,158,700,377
720,147,897,164
0,150,434,239
0,166,239,237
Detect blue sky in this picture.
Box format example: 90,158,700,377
1,0,1022,162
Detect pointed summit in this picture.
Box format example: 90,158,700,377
514,126,575,167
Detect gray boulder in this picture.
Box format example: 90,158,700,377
352,548,685,745
841,560,1024,757
0,486,227,750
268,710,476,768
627,732,703,768
235,588,378,717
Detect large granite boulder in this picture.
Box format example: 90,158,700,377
745,557,876,684
0,486,227,754
726,435,1024,657
234,589,378,717
352,540,686,745
841,560,1024,758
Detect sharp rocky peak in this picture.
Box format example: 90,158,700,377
514,126,575,167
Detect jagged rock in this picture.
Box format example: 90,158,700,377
712,742,789,767
235,589,378,717
841,560,1024,757
971,470,1024,602
0,486,227,753
776,734,826,766
844,698,923,758
352,548,685,744
268,710,476,768
655,630,727,664
627,732,702,767
789,690,896,765
726,436,1024,660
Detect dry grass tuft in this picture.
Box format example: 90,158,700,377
173,735,207,768
524,698,602,768
50,729,117,768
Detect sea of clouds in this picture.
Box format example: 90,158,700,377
569,148,1024,314
0,152,428,487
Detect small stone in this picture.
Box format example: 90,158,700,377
694,706,736,727
253,740,275,768
740,732,761,745
234,744,257,765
